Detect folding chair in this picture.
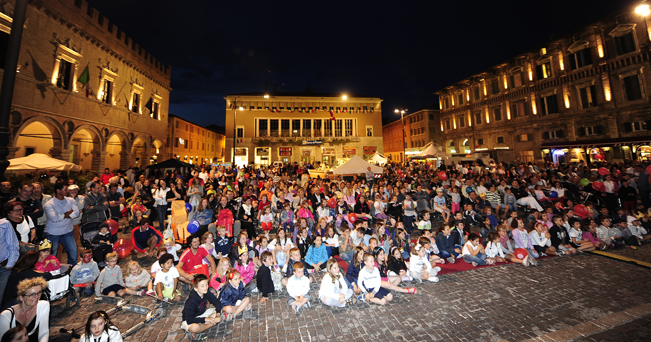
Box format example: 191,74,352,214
169,200,191,247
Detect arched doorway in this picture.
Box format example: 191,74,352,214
69,126,103,171
131,135,150,168
461,139,471,154
13,117,67,159
151,139,165,165
105,132,127,171
445,140,455,154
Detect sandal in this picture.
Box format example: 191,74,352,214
406,287,418,295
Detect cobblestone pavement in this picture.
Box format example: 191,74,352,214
47,242,651,342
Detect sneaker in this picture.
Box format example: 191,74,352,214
487,259,494,265
356,294,366,302
293,305,300,314
251,287,259,293
471,261,478,267
245,303,252,311
529,257,538,267
402,275,413,282
447,257,455,264
138,289,147,297
540,253,548,257
601,244,608,251
433,266,442,273
145,289,155,297
557,251,564,257
428,276,439,283
308,269,315,274
305,300,311,309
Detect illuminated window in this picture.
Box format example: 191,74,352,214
536,59,553,80
101,78,113,104
539,94,559,115
56,60,73,90
474,111,482,125
510,71,523,88
511,100,529,117
457,115,466,128
131,92,141,113
542,130,564,140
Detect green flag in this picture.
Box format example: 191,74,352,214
77,65,89,86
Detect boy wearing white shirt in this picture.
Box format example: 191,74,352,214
286,262,311,313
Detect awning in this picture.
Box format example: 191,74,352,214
540,136,651,149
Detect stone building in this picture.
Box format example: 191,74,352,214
3,0,170,172
224,92,383,167
435,5,651,164
382,106,440,163
168,114,225,166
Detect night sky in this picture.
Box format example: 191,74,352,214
86,0,638,128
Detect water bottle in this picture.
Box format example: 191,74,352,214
125,305,150,315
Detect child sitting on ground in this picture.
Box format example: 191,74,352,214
387,246,411,282
79,311,122,342
70,248,100,297
256,251,275,303
95,252,125,297
234,248,256,293
164,237,182,265
281,248,313,288
358,253,393,305
154,253,182,302
319,258,355,308
220,269,252,321
305,235,329,273
124,261,151,297
462,233,488,267
181,274,221,338
409,243,440,283
286,262,311,313
210,257,231,292
214,226,232,260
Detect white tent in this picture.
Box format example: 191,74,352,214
7,153,83,172
368,152,388,165
333,155,383,175
412,143,451,159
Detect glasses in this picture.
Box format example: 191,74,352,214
24,290,43,298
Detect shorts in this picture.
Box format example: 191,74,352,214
366,287,390,299
101,284,125,295
533,245,548,254
162,286,181,299
622,201,635,211
181,308,216,331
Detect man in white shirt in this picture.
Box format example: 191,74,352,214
44,183,81,266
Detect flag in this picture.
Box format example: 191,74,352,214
77,64,89,86
144,97,153,113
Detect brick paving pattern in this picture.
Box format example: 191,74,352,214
48,243,651,342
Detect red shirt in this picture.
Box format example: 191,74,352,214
179,247,209,273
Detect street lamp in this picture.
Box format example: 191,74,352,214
636,1,651,41
231,99,244,166
395,108,407,164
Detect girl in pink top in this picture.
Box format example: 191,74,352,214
36,239,61,273
234,249,256,290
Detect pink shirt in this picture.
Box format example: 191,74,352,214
35,255,60,273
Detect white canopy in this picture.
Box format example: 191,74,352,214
412,143,451,159
7,153,83,172
333,155,383,175
368,152,388,165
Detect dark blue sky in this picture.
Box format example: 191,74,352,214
87,0,637,127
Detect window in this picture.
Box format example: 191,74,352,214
303,119,311,137
101,79,113,104
473,87,480,101
0,31,9,68
539,94,559,115
458,115,466,128
131,92,140,113
457,93,464,106
443,98,449,109
491,79,499,95
477,138,484,145
474,111,482,125
152,102,160,120
335,119,343,137
314,120,322,137
281,120,290,137
497,136,505,144
569,48,592,70
542,130,565,139
516,134,532,142
56,60,72,90
366,125,373,137
202,143,205,151
324,120,332,136
615,31,636,55
344,119,353,136
536,60,552,79
236,128,244,138
292,119,301,136
510,72,523,88
258,119,268,137
511,100,529,117
578,125,604,136
444,119,451,130
270,119,279,136
623,74,644,101
623,121,648,132
578,85,597,108
493,107,502,121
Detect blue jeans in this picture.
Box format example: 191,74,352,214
157,204,168,230
525,248,540,259
340,251,354,263
45,231,78,267
462,252,487,265
0,267,11,305
439,250,460,259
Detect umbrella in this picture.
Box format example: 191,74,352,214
7,153,83,172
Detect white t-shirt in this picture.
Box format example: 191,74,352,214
150,261,162,275
568,228,583,244
462,242,479,256
154,267,179,289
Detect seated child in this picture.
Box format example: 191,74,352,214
269,228,293,268
80,311,122,342
345,247,365,293
214,225,232,260
181,274,222,338
154,253,182,302
387,246,411,282
568,219,596,252
70,248,100,297
358,252,393,305
35,239,60,273
256,251,275,303
462,233,488,267
417,211,432,232
95,252,125,297
220,269,252,321
286,262,311,313
164,237,182,264
281,248,313,288
234,248,257,293
210,257,231,292
255,235,272,268
200,232,217,266
295,228,313,261
92,222,116,266
409,243,440,282
124,261,152,297
420,231,445,265
319,258,355,308
305,236,329,273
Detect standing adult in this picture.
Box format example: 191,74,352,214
30,184,50,243
4,201,36,254
100,168,114,185
9,185,42,229
0,213,20,305
366,167,375,188
66,185,84,248
82,182,109,224
44,183,80,266
106,183,125,221
153,180,170,230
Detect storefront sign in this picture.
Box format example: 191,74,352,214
322,147,335,156
302,140,322,145
363,146,376,154
234,148,247,156
256,148,269,156
279,147,292,156
343,147,356,155
302,149,312,156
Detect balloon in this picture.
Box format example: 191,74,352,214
580,178,589,186
185,203,192,213
187,220,200,234
104,219,119,235
647,165,651,175
348,213,357,223
549,191,558,199
465,187,474,195
574,204,589,219
598,167,609,176
514,248,529,260
328,197,337,209
592,181,605,192
438,171,448,180
113,238,133,259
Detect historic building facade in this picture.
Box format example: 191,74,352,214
168,115,225,166
435,5,651,164
4,0,170,172
224,92,383,167
382,107,440,163
382,119,404,163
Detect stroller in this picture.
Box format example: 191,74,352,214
80,220,115,266
45,264,79,312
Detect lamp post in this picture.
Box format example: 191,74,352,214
231,99,244,166
395,109,407,164
636,1,651,41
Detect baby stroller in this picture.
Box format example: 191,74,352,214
80,220,114,266
45,264,79,312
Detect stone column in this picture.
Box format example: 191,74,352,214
7,146,19,159
119,150,132,170
91,150,107,174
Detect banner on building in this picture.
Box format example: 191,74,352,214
301,148,312,156
279,147,292,156
322,147,335,156
363,146,376,155
343,147,356,155
302,140,322,145
256,148,269,156
234,148,247,156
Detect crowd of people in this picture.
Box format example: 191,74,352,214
0,158,649,340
